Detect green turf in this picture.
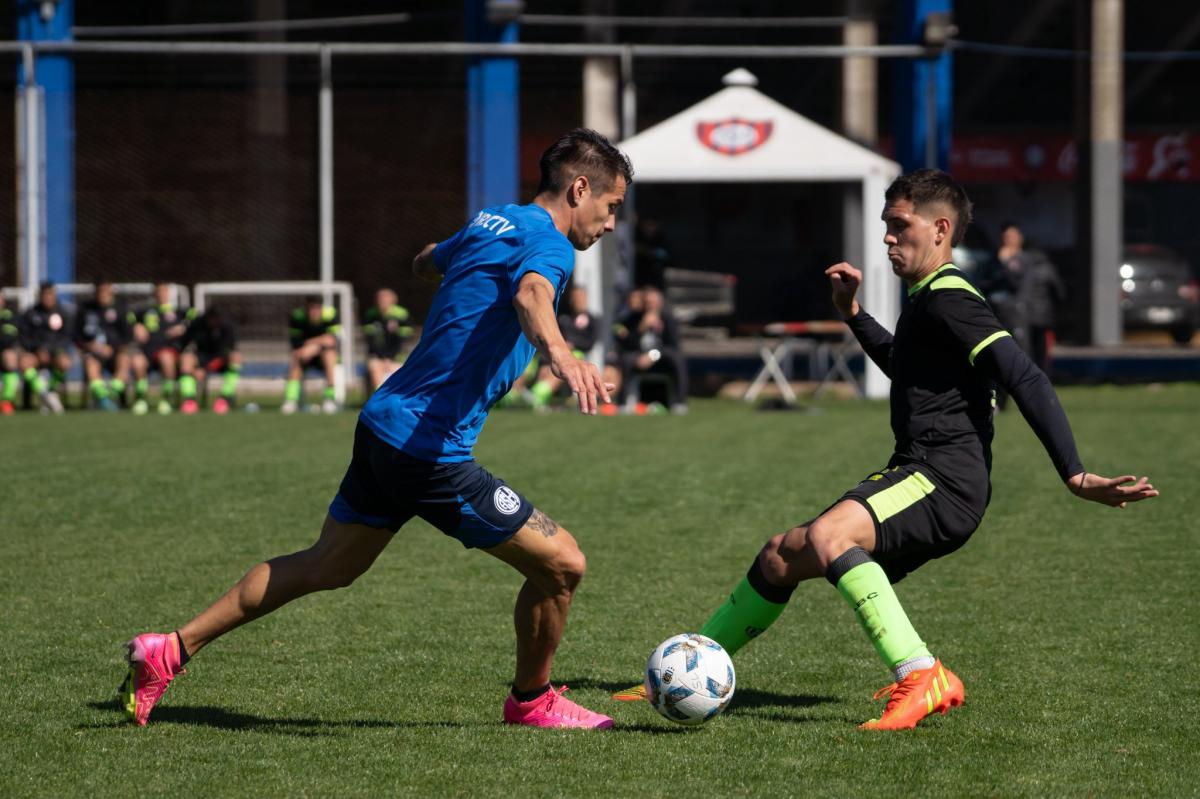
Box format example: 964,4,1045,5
2,386,1196,797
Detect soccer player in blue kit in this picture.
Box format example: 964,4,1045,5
121,129,632,730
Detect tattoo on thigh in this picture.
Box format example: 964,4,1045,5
528,509,559,538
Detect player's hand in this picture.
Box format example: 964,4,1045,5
825,262,863,319
1067,472,1159,508
412,243,442,284
548,346,612,415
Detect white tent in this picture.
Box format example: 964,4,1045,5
576,68,900,399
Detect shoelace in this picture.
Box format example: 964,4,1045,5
871,671,921,710
542,685,588,721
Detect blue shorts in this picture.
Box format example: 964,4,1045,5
329,421,534,549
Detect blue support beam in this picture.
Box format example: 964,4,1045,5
465,0,519,215
894,0,952,174
17,0,74,285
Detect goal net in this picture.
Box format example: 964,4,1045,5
193,281,357,404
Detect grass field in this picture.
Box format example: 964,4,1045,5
2,385,1197,797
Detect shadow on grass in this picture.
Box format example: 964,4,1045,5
83,700,462,735
556,678,839,724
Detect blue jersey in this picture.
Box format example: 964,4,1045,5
360,203,575,462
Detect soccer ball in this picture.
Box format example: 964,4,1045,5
644,633,736,725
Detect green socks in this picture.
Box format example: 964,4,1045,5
135,378,149,401
530,380,554,407
179,375,197,399
827,547,934,678
284,379,301,402
2,371,17,401
323,385,335,401
221,364,240,398
698,562,794,656
24,368,47,395
90,379,110,400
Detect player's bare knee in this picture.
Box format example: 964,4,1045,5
756,533,791,582
804,517,853,570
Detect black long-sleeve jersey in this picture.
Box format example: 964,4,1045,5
19,302,72,351
136,303,195,352
75,299,133,348
362,305,413,359
288,306,341,349
183,314,239,357
847,264,1083,519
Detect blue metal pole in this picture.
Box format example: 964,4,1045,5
465,0,519,215
17,0,74,286
894,0,952,174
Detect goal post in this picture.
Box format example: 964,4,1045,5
193,281,356,404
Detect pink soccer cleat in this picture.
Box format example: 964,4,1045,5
503,685,614,729
180,399,199,415
119,632,185,726
212,397,230,415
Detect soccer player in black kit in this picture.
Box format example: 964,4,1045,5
362,288,413,394
19,282,72,414
178,305,242,415
0,292,20,415
75,280,134,411
614,169,1158,729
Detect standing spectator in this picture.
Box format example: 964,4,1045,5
178,305,242,415
615,285,689,413
131,281,194,415
75,280,133,411
362,288,414,394
527,285,596,410
19,282,71,414
282,296,341,415
991,222,1031,352
1017,249,1066,374
0,293,19,415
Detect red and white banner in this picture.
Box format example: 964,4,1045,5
944,132,1199,182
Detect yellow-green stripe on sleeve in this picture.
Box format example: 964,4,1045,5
968,331,1012,366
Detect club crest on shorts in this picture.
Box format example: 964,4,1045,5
493,485,521,515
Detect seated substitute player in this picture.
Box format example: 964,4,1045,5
75,280,134,411
177,305,242,415
0,292,21,415
282,295,341,415
612,169,1158,729
131,281,195,415
362,288,414,394
18,282,72,414
120,128,631,730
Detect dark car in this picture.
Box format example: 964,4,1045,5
1121,244,1200,344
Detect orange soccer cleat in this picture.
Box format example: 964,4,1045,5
859,659,964,730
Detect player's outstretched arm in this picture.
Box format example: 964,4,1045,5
513,273,612,415
1066,472,1158,508
974,336,1159,508
412,243,441,283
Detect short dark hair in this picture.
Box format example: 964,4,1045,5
885,168,973,247
536,128,633,195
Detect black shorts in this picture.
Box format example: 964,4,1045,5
329,421,535,549
839,463,983,583
197,352,234,373
368,347,403,362
83,350,120,374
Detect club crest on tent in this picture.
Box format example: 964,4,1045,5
696,119,773,155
